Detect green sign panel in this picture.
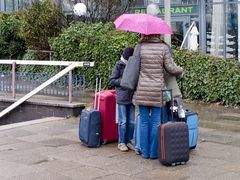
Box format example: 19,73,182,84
131,6,198,15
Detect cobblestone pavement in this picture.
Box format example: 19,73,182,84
0,117,240,180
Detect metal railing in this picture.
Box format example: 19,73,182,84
27,49,55,61
0,60,94,118
0,72,85,97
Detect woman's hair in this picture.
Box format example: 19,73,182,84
141,34,161,42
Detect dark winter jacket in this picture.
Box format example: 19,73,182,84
109,60,134,104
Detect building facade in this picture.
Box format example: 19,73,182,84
1,0,240,61
130,0,240,61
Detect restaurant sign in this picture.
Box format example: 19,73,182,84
131,6,198,16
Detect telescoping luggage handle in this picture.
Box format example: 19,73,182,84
161,89,174,123
94,74,101,110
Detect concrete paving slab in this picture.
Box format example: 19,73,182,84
47,149,93,162
0,128,34,137
95,173,135,180
3,171,76,180
0,117,65,131
0,141,41,152
0,136,22,145
38,138,77,147
102,160,154,176
74,155,126,169
210,172,240,180
32,159,83,172
54,132,80,142
133,168,189,180
58,166,113,180
0,160,39,178
1,150,49,165
16,134,53,143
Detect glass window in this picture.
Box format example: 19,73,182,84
5,0,14,11
147,0,199,5
226,2,238,59
206,0,224,3
206,0,239,60
181,0,199,4
206,2,225,58
130,0,145,7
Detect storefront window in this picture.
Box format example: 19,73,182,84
5,0,14,11
206,2,225,58
206,0,239,60
226,2,238,59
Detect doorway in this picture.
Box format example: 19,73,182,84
171,16,190,46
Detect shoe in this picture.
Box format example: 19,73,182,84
135,149,141,155
127,143,135,151
118,143,128,152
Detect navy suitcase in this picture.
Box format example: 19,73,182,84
79,109,101,147
158,90,189,166
79,75,101,148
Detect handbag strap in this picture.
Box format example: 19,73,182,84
133,43,141,58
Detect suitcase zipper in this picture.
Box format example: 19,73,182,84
161,124,166,160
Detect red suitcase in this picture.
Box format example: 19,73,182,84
95,90,118,144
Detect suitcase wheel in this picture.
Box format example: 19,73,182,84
190,145,197,150
101,140,107,145
171,163,176,166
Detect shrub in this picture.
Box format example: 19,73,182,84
0,13,26,59
174,48,240,106
50,22,139,88
18,0,63,60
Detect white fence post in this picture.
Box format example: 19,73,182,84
12,61,16,99
69,70,73,103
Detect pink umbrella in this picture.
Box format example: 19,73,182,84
114,14,173,35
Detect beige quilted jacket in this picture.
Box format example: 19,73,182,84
133,39,183,107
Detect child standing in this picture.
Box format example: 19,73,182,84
109,47,135,152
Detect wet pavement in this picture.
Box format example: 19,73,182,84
0,116,240,180
185,100,240,132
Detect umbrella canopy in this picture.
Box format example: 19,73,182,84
114,14,173,35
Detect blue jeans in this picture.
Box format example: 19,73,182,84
118,104,135,144
139,105,162,159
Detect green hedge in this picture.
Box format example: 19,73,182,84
50,22,139,88
174,48,240,106
50,22,240,106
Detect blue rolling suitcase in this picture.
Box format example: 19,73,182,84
79,75,101,148
172,110,199,149
184,111,199,149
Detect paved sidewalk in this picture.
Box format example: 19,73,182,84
0,117,240,180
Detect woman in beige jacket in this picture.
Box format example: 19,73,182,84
133,34,183,159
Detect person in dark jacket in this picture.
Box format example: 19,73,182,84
109,47,135,152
